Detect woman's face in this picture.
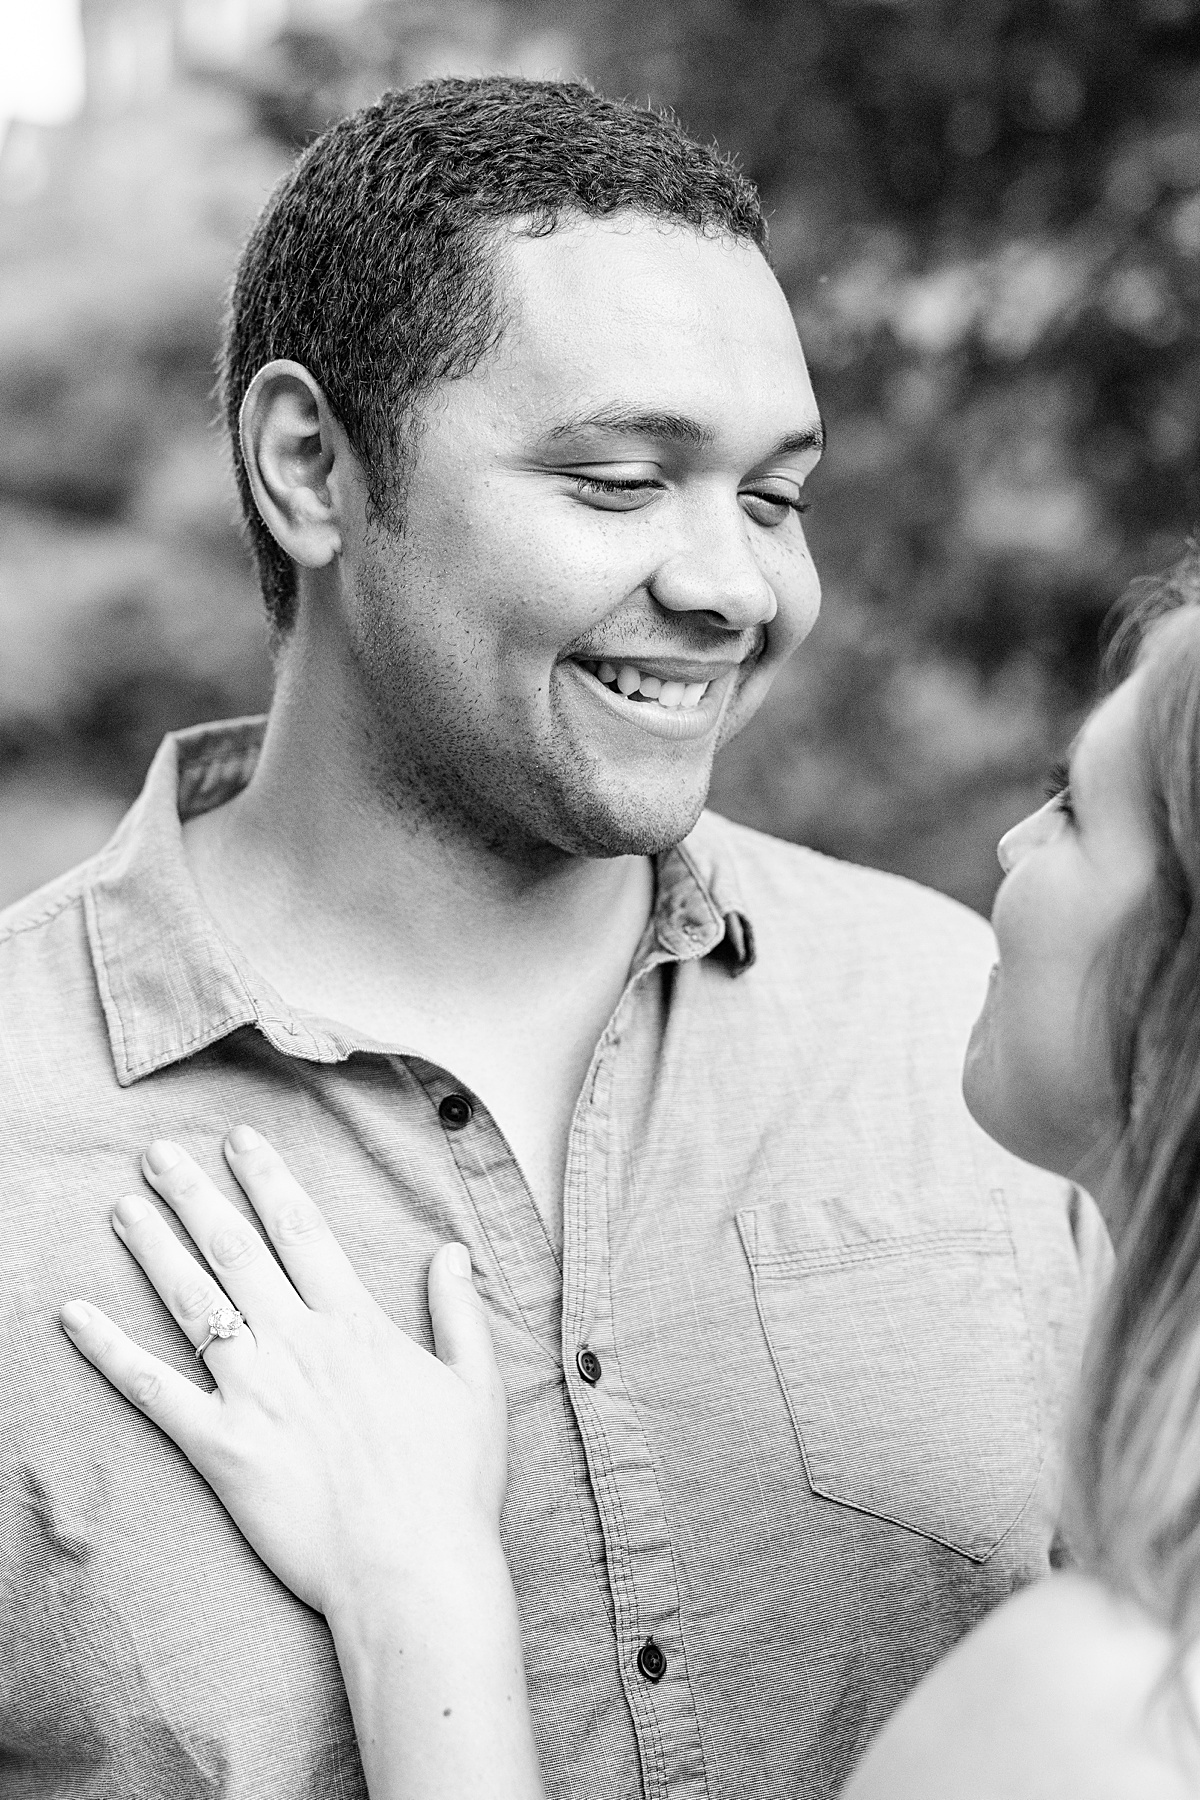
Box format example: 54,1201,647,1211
963,667,1159,1192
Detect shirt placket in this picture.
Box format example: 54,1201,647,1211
559,934,714,1800
402,1057,564,1355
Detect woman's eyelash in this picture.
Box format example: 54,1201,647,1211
1045,761,1075,819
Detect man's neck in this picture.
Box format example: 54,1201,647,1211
181,683,656,1224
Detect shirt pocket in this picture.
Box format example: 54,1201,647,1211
737,1191,1044,1562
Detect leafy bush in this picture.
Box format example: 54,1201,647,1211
6,0,1200,909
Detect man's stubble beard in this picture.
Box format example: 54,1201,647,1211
351,560,719,865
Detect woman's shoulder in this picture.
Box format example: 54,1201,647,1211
840,1573,1200,1799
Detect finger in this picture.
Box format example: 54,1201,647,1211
427,1244,502,1402
223,1125,367,1312
111,1192,256,1377
60,1299,214,1459
141,1140,303,1328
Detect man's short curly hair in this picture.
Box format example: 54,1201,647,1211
219,76,768,632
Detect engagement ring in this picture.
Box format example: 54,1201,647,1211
195,1304,245,1360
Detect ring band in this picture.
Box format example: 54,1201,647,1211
195,1303,245,1360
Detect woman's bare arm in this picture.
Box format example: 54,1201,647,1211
841,1574,1198,1800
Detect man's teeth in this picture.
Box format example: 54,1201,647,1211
590,661,710,709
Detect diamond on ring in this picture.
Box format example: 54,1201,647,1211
195,1303,245,1360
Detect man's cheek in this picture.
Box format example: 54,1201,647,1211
776,561,821,650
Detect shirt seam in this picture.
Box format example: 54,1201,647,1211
581,1406,670,1800
748,1229,1013,1275
588,1379,711,1799
559,1383,623,1631
579,969,711,1800
120,1014,262,1082
598,1219,711,1800
83,880,131,1079
0,880,89,946
565,1016,668,1796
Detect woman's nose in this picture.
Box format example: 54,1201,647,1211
996,801,1055,874
996,827,1019,874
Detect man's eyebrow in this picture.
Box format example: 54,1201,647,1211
542,406,826,459
544,407,715,447
767,422,826,460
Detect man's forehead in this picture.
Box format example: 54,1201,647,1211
481,217,818,448
493,212,797,347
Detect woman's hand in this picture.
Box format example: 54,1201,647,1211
61,1127,545,1799
59,1125,506,1619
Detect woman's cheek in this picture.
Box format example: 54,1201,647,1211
987,880,1076,1120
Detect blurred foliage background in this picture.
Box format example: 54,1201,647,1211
3,0,1200,912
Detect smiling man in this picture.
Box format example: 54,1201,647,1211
0,78,1108,1800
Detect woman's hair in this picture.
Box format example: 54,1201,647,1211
1069,543,1200,1654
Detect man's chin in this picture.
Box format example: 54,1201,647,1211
562,796,709,860
541,769,711,860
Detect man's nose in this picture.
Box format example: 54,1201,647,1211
648,499,777,630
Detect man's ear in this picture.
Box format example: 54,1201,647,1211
239,360,345,569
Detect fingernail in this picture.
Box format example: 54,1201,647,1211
144,1140,181,1176
113,1193,147,1231
446,1243,471,1278
226,1124,262,1155
61,1301,90,1331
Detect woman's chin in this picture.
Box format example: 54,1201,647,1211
961,1006,1002,1139
962,970,1121,1200
962,1015,1086,1182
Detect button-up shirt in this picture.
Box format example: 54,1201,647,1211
0,719,1110,1800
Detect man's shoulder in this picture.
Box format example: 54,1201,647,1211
690,810,993,963
0,853,114,1070
0,854,100,966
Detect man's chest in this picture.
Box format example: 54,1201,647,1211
3,998,1087,1800
417,1028,587,1255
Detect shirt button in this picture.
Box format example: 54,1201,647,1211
438,1093,473,1130
636,1639,667,1683
576,1347,602,1385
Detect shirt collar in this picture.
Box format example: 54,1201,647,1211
85,718,755,1089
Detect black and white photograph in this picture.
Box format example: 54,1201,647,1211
3,2,1200,1795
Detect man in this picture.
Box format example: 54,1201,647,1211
0,78,1107,1800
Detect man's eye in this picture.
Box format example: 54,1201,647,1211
570,476,659,510
740,490,811,527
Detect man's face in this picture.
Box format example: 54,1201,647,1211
340,214,823,857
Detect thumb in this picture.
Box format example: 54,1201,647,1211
427,1243,499,1396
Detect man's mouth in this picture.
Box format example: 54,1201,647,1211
576,659,713,711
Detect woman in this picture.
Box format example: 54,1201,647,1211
59,550,1200,1796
